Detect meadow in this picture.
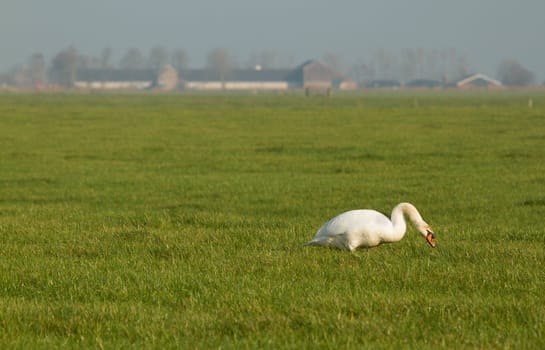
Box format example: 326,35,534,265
0,92,544,349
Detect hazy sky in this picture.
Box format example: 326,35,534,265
2,0,544,80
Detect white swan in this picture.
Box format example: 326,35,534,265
306,202,436,251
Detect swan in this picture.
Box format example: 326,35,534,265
305,202,436,251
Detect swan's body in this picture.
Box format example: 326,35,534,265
306,202,435,251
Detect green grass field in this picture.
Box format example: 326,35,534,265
0,92,544,349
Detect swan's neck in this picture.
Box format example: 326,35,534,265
384,202,424,243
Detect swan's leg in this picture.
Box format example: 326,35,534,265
350,250,360,258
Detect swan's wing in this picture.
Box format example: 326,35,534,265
309,209,392,249
314,210,389,236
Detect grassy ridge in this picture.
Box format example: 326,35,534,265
0,93,544,348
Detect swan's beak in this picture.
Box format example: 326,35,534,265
426,230,436,248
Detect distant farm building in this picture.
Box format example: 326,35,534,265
74,69,156,90
405,79,443,88
180,60,355,93
363,74,503,90
292,60,357,93
365,80,402,89
156,65,179,90
74,60,355,92
179,67,293,91
452,73,503,89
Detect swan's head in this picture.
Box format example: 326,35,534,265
418,223,436,248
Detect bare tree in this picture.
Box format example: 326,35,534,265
148,46,169,71
49,46,78,87
374,49,395,79
171,49,189,71
497,59,535,86
425,49,440,79
400,48,417,81
454,56,469,80
260,51,279,69
347,48,472,84
101,47,113,69
119,48,145,70
207,48,237,88
414,48,425,78
349,59,375,86
322,53,344,74
77,54,100,69
245,51,280,69
245,53,259,69
8,65,31,87
29,53,46,85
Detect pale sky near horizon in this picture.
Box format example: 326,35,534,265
2,0,544,80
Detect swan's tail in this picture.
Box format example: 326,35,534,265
304,235,353,251
304,238,328,247
303,239,317,247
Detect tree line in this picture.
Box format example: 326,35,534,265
1,46,538,88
